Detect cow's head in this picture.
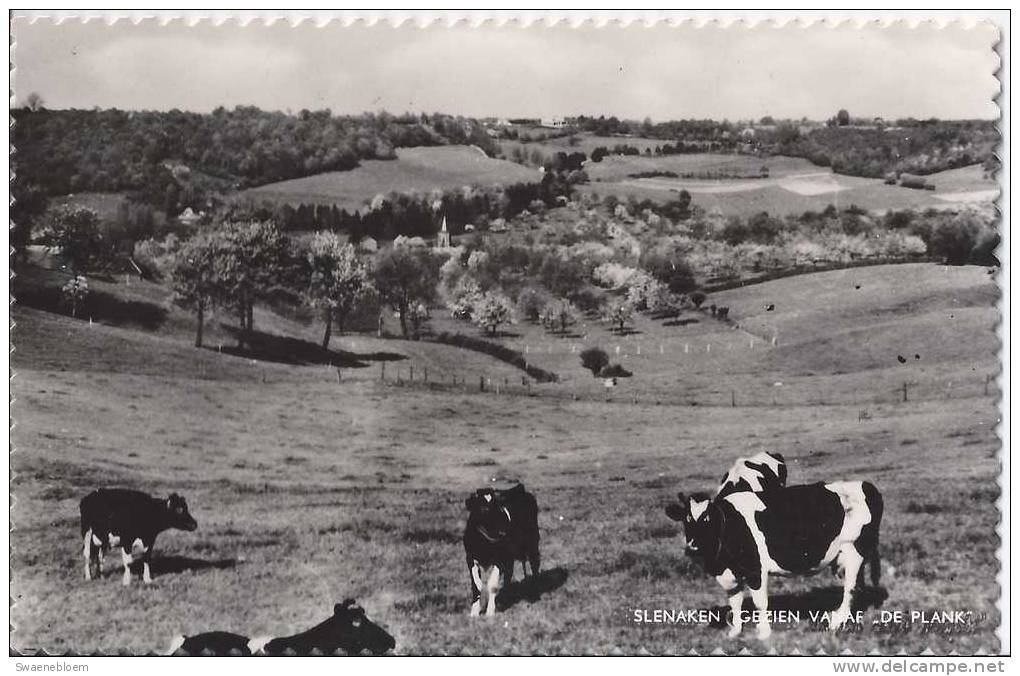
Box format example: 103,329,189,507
665,492,717,557
465,490,513,543
166,493,198,531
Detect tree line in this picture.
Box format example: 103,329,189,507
11,106,500,211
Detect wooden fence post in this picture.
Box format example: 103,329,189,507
380,362,386,380
479,376,485,392
336,368,342,384
409,365,414,382
902,382,908,403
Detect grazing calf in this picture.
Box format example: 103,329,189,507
262,600,395,655
666,481,883,640
80,488,197,585
715,451,787,499
167,632,267,656
463,483,541,616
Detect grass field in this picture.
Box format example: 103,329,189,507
578,159,998,218
10,262,1000,655
499,130,999,217
245,146,540,210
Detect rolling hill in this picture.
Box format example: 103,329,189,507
245,146,541,210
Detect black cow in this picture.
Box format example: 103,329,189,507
666,481,883,640
80,488,197,585
463,483,540,616
715,452,788,499
262,600,395,655
167,632,261,656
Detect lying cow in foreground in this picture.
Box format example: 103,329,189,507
716,451,787,498
80,488,198,585
167,600,395,655
666,481,883,640
463,483,541,616
263,600,395,655
167,632,265,656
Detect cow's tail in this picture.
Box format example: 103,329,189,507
861,481,884,588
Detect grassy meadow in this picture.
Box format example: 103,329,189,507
10,257,1000,655
245,146,540,210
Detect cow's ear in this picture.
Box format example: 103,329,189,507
665,503,685,522
465,495,478,511
676,492,688,506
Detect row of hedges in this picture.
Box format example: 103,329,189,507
430,331,559,383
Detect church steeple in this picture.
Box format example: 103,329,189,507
436,214,452,248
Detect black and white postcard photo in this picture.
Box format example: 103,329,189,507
8,12,1007,663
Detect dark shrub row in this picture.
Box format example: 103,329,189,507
430,331,559,383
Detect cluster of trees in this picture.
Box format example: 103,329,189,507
228,174,572,240
12,106,499,208
166,225,447,349
42,204,450,349
771,120,997,178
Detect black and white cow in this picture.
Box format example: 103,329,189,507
80,488,198,585
167,632,264,656
261,600,395,655
715,451,787,499
463,483,541,616
665,481,883,640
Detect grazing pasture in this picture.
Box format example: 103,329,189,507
245,146,540,210
10,262,999,654
431,264,998,407
579,158,998,218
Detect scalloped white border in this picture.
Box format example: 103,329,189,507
5,9,1009,664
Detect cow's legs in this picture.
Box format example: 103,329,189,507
749,574,771,640
141,547,153,584
121,548,133,586
727,589,745,638
82,530,93,580
527,543,541,578
831,547,864,631
484,565,502,617
469,561,484,617
716,568,744,638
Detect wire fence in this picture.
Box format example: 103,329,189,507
330,360,999,410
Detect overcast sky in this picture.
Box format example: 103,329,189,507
11,19,999,121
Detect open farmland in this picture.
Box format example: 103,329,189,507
430,264,999,407
579,156,999,218
501,133,1002,217
245,146,541,210
11,262,1000,655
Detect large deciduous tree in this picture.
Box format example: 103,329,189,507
213,220,289,349
304,232,369,350
168,232,223,348
473,291,515,336
371,246,439,339
40,206,105,275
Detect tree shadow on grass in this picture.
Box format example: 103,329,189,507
148,556,240,577
14,284,167,331
480,330,523,339
663,318,700,327
215,327,406,367
499,566,569,611
705,585,888,629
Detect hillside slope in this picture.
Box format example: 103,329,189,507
246,146,541,210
